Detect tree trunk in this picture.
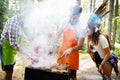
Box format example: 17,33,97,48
93,0,95,10
108,0,114,41
112,0,119,49
90,0,92,12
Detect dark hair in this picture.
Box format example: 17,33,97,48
87,31,112,51
88,31,100,45
101,33,112,50
87,30,100,54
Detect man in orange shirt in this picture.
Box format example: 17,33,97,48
50,5,86,80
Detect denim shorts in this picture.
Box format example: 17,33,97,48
105,60,111,66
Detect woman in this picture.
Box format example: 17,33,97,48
87,27,113,80
86,1,113,79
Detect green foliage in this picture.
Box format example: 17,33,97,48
80,43,87,53
113,16,120,43
21,0,43,3
115,4,120,43
116,26,120,43
114,48,120,59
119,4,120,16
0,0,8,29
0,0,19,34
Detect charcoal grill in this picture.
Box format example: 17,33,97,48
24,67,71,80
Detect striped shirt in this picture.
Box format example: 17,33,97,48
1,16,23,49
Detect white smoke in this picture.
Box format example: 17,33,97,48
19,0,77,68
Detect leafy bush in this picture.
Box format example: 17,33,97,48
0,1,8,30
114,48,120,59
116,24,120,43
80,43,87,53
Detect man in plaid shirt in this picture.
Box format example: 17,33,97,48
0,15,23,80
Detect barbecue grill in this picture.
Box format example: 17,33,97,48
24,64,71,80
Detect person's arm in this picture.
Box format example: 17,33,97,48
98,35,111,71
71,37,85,52
49,19,70,53
60,37,85,58
49,30,62,53
8,17,19,51
99,47,110,71
87,37,95,61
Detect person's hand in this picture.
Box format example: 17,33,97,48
63,48,72,57
62,48,72,57
58,48,72,60
98,64,103,72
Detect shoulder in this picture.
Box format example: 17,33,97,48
9,16,18,20
99,35,107,41
8,16,18,22
12,16,18,21
7,16,19,24
99,34,109,48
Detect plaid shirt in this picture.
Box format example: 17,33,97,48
109,50,119,75
1,16,22,49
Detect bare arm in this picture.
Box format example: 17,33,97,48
87,37,95,61
101,47,110,65
71,37,85,52
49,30,62,52
50,19,70,50
59,37,85,59
99,47,110,71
